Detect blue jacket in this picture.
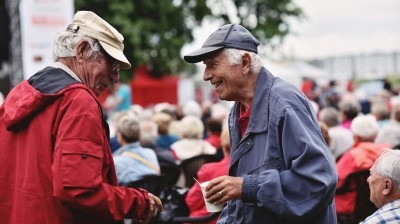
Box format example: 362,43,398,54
218,68,338,224
113,142,160,185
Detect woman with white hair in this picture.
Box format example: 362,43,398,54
170,115,216,164
335,114,391,222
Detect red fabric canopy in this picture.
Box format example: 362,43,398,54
131,65,179,107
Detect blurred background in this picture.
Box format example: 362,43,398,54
0,0,399,107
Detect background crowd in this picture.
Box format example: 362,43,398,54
100,73,400,223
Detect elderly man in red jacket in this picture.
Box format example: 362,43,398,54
0,11,162,223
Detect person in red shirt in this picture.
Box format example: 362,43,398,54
0,11,162,223
336,115,391,222
205,117,223,148
185,127,231,223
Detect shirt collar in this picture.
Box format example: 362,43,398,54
239,103,252,119
53,62,81,82
379,198,400,212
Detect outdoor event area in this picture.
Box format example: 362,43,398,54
1,0,400,223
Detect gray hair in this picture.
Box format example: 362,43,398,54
53,31,103,61
182,100,202,118
371,101,390,121
319,107,341,128
339,100,361,120
139,120,158,146
117,113,141,143
224,48,262,75
374,150,400,189
351,114,379,141
180,115,204,139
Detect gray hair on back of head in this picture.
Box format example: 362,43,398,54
319,107,341,128
224,48,262,75
118,114,141,143
53,31,102,61
375,149,400,189
180,115,204,139
139,120,158,145
350,114,379,140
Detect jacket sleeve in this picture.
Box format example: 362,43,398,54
242,107,338,221
52,90,149,221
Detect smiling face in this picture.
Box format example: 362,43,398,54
202,50,253,103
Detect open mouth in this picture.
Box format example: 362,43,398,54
213,81,222,88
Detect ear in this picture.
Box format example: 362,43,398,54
382,178,393,195
242,53,252,75
75,40,90,62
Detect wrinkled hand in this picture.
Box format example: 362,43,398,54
141,193,163,223
205,176,243,205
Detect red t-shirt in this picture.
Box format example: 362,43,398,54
238,103,252,138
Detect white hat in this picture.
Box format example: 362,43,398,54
66,11,131,69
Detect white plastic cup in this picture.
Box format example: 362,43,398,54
200,181,224,212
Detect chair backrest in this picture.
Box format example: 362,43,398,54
125,175,166,197
336,170,377,223
154,149,181,186
180,154,216,188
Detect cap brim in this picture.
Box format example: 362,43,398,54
100,42,131,69
183,46,224,63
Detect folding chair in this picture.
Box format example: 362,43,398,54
180,154,217,188
125,175,166,197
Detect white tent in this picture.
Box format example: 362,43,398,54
264,59,333,87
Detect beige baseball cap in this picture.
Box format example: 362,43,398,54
66,11,131,69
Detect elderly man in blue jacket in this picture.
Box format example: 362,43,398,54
183,24,338,224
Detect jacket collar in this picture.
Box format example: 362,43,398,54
233,67,274,135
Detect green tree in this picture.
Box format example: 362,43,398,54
74,0,302,79
212,0,303,46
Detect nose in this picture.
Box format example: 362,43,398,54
203,69,212,81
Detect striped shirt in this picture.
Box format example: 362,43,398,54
361,199,400,224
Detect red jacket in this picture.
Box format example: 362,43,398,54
185,157,230,224
205,133,221,149
0,67,149,223
335,142,390,215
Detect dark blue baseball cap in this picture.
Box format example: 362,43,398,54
184,24,260,63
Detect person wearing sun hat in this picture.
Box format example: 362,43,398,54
0,11,162,223
183,24,337,223
65,10,131,70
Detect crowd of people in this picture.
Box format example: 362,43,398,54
301,70,400,223
104,23,400,223
2,10,400,224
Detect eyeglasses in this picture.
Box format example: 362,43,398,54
100,49,120,73
110,60,120,73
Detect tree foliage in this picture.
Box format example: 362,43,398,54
74,0,302,78
217,0,303,45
